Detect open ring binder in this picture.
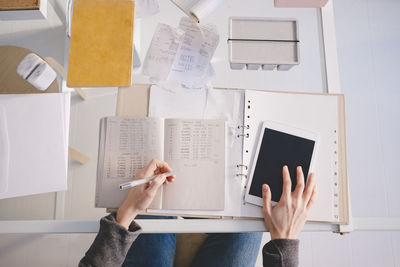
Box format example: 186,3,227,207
236,173,247,178
237,125,250,129
237,124,250,138
236,164,248,170
236,164,248,179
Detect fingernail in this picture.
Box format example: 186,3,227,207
262,184,267,191
297,166,302,171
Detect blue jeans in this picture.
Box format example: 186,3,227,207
122,216,262,267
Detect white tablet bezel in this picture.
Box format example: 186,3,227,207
244,120,319,207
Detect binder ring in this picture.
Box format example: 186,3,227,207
236,173,247,178
236,164,248,170
237,125,250,129
237,133,249,138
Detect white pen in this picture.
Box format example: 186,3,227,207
119,172,175,190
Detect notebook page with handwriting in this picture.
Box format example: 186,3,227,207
148,85,244,216
96,117,164,208
161,118,225,210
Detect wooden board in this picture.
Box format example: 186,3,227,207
116,84,150,117
0,0,40,10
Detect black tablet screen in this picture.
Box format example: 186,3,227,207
249,128,315,202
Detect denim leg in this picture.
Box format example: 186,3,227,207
122,215,177,267
190,232,263,267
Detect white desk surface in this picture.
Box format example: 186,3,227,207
0,0,399,234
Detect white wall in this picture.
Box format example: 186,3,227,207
0,0,399,266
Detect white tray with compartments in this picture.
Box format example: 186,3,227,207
229,17,299,71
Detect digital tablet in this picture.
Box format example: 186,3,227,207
244,121,319,207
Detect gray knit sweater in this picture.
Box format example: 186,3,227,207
79,214,299,267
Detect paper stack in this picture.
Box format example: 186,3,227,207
142,17,219,89
0,93,70,199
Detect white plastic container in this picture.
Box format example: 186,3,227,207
229,17,300,71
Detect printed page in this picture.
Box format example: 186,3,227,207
141,23,185,81
162,119,225,210
168,17,219,88
142,18,219,89
96,117,164,208
148,85,244,216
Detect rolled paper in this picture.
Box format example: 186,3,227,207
189,0,224,23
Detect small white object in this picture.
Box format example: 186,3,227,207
16,53,56,91
119,172,174,190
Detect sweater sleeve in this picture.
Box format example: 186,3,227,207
79,213,142,267
262,239,299,267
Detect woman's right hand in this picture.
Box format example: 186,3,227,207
262,166,317,240
116,159,175,229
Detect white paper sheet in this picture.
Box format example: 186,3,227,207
149,85,243,135
142,23,185,81
148,84,208,118
163,119,225,210
168,17,219,88
135,0,159,18
0,93,70,200
148,85,245,216
142,17,219,88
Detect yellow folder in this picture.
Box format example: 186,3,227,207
67,0,134,87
